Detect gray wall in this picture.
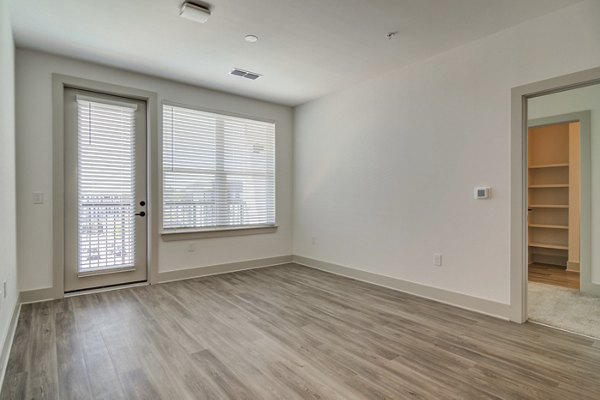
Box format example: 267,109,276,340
0,0,18,371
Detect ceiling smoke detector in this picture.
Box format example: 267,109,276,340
180,1,211,24
230,68,262,80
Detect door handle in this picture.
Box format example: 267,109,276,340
135,211,146,217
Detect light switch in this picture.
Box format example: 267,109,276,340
33,192,44,204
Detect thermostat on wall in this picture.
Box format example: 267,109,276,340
474,187,491,199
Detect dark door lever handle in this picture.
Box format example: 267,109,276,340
135,211,146,217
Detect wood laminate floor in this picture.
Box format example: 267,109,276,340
528,263,580,289
2,263,600,399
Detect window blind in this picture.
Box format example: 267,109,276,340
77,97,137,272
162,105,276,231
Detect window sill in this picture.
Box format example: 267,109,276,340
161,225,278,241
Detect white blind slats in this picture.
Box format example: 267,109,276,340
163,104,275,230
78,99,137,272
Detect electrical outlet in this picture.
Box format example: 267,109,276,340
188,243,196,253
311,236,316,245
433,253,442,267
32,192,44,204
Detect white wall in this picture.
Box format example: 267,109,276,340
16,49,293,292
529,83,600,285
293,0,600,309
0,0,18,363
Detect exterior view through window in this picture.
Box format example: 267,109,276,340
78,98,136,272
162,104,276,231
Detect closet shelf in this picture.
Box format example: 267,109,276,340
528,184,569,188
529,204,569,209
528,224,568,230
528,163,569,169
528,242,568,250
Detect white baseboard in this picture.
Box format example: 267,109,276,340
20,287,57,304
293,255,511,321
157,255,293,283
0,295,21,391
17,254,511,322
20,256,295,303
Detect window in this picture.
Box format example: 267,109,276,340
162,104,275,231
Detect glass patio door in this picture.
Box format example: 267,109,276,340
64,88,147,292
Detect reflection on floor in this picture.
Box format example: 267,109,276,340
528,263,579,289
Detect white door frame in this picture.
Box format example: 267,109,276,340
52,74,159,299
63,88,149,292
510,66,600,323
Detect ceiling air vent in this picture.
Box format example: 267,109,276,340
230,68,262,80
180,1,211,24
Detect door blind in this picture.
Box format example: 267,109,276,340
77,97,137,272
163,104,275,230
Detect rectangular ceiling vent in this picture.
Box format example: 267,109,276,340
180,1,211,24
230,68,262,80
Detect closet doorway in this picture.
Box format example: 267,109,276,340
526,87,599,338
527,117,581,290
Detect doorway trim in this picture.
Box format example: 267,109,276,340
510,66,600,323
51,74,159,299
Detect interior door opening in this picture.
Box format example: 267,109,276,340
524,82,599,339
527,120,580,290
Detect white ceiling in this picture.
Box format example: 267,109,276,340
9,0,582,106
